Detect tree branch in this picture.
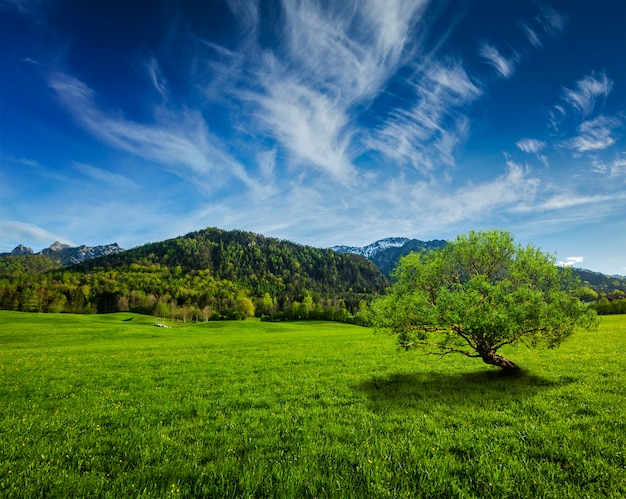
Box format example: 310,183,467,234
406,340,480,358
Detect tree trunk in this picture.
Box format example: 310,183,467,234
480,351,521,373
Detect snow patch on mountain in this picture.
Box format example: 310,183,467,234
332,237,410,259
2,241,125,266
332,237,447,276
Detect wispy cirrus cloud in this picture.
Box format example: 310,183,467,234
542,71,620,158
520,23,543,48
72,162,137,189
563,115,621,153
0,220,76,249
367,59,481,170
516,138,546,154
519,2,569,49
145,58,168,100
372,160,540,233
478,41,518,78
562,72,613,116
48,72,263,195
49,73,210,174
529,191,615,212
237,0,430,181
250,66,356,181
592,157,626,178
535,2,569,38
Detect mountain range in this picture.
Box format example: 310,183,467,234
332,237,447,277
1,241,124,266
3,232,624,295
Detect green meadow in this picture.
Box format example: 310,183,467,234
0,311,624,498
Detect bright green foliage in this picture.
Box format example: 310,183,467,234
590,297,626,315
370,230,599,371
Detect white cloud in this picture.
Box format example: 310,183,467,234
279,0,426,103
251,69,355,181
592,157,626,178
0,220,76,250
48,73,251,191
520,22,543,48
531,192,614,212
367,59,481,170
72,162,137,189
563,115,621,153
562,72,613,116
236,0,431,181
225,0,259,46
368,160,540,233
516,138,546,154
535,3,568,38
478,41,518,78
146,58,168,100
548,104,566,131
558,256,584,268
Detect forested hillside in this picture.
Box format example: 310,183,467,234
0,228,388,322
575,268,626,293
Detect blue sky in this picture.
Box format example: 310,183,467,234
1,0,625,275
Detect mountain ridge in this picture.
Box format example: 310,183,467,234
1,241,125,266
4,233,624,289
333,236,626,293
332,237,447,277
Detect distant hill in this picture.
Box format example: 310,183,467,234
1,241,124,266
1,228,388,320
74,227,388,294
573,268,626,294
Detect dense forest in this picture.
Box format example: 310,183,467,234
0,228,388,322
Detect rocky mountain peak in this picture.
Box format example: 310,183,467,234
332,237,447,276
2,241,125,266
10,244,34,256
47,241,72,252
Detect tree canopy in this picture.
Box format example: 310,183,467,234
369,230,598,372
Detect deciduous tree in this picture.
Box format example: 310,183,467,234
370,230,598,372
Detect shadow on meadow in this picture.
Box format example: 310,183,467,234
354,369,573,412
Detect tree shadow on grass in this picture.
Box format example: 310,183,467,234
354,369,574,413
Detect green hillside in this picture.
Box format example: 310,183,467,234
0,228,388,321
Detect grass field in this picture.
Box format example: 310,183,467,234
0,311,624,498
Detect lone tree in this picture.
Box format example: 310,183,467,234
370,230,598,372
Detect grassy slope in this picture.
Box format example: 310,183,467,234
0,312,624,498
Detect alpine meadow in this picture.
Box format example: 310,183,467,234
1,311,625,498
